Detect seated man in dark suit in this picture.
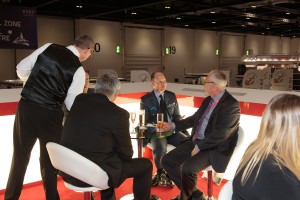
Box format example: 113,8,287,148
141,71,189,187
162,70,240,200
60,73,158,200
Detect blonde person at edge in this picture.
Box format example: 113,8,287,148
232,93,300,200
5,35,94,200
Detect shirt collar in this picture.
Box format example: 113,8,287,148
212,91,224,102
67,45,80,58
154,90,164,100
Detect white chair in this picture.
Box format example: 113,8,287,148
147,143,175,153
46,142,109,200
202,126,245,200
218,180,233,200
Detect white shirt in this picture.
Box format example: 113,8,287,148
16,43,85,110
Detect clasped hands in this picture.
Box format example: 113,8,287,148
160,122,173,133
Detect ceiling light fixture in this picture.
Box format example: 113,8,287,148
212,21,216,24
283,18,289,22
176,17,181,20
210,11,215,14
246,13,256,18
165,6,171,9
185,24,189,27
131,12,137,15
76,5,82,8
286,12,290,15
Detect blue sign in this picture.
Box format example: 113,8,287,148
0,5,37,49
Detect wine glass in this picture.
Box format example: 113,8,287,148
157,113,164,137
138,110,146,138
130,112,136,133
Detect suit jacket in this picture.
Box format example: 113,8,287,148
175,90,240,172
140,90,181,124
60,93,133,187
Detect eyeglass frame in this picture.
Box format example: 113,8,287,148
153,79,167,85
204,81,215,84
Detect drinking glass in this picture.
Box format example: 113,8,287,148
157,113,164,136
139,109,145,127
138,110,146,138
130,112,136,133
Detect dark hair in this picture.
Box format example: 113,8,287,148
151,71,165,80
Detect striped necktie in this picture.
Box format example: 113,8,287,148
192,99,215,141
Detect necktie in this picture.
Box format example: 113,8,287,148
192,99,214,141
159,95,168,122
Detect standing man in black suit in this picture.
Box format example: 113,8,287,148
141,71,188,187
60,73,158,200
5,35,94,200
162,70,240,200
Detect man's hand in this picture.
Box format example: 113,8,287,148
191,145,200,156
162,122,173,132
179,115,185,120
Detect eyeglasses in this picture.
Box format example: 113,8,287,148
88,48,94,54
204,81,215,84
153,80,167,85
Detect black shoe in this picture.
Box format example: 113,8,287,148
149,194,161,200
151,173,161,186
191,194,206,200
170,195,179,200
189,193,207,200
164,172,175,187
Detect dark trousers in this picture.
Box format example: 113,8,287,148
161,140,210,200
150,131,187,170
5,99,62,200
99,158,153,200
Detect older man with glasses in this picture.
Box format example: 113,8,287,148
161,70,240,200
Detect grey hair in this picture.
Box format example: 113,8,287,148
208,70,227,89
73,35,94,50
95,73,121,97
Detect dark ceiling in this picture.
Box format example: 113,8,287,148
2,0,300,38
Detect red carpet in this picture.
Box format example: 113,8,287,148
0,149,227,200
0,173,226,200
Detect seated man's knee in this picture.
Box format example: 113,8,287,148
142,158,153,170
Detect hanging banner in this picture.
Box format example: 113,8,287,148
0,5,37,49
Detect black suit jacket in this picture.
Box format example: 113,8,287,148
175,90,240,172
60,93,133,187
140,90,181,124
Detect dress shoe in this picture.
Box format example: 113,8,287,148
151,172,161,186
189,194,207,200
149,194,161,200
164,172,175,187
170,195,179,200
170,194,207,200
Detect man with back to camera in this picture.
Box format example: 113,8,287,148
140,71,189,187
60,73,159,200
5,35,94,200
161,70,240,200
